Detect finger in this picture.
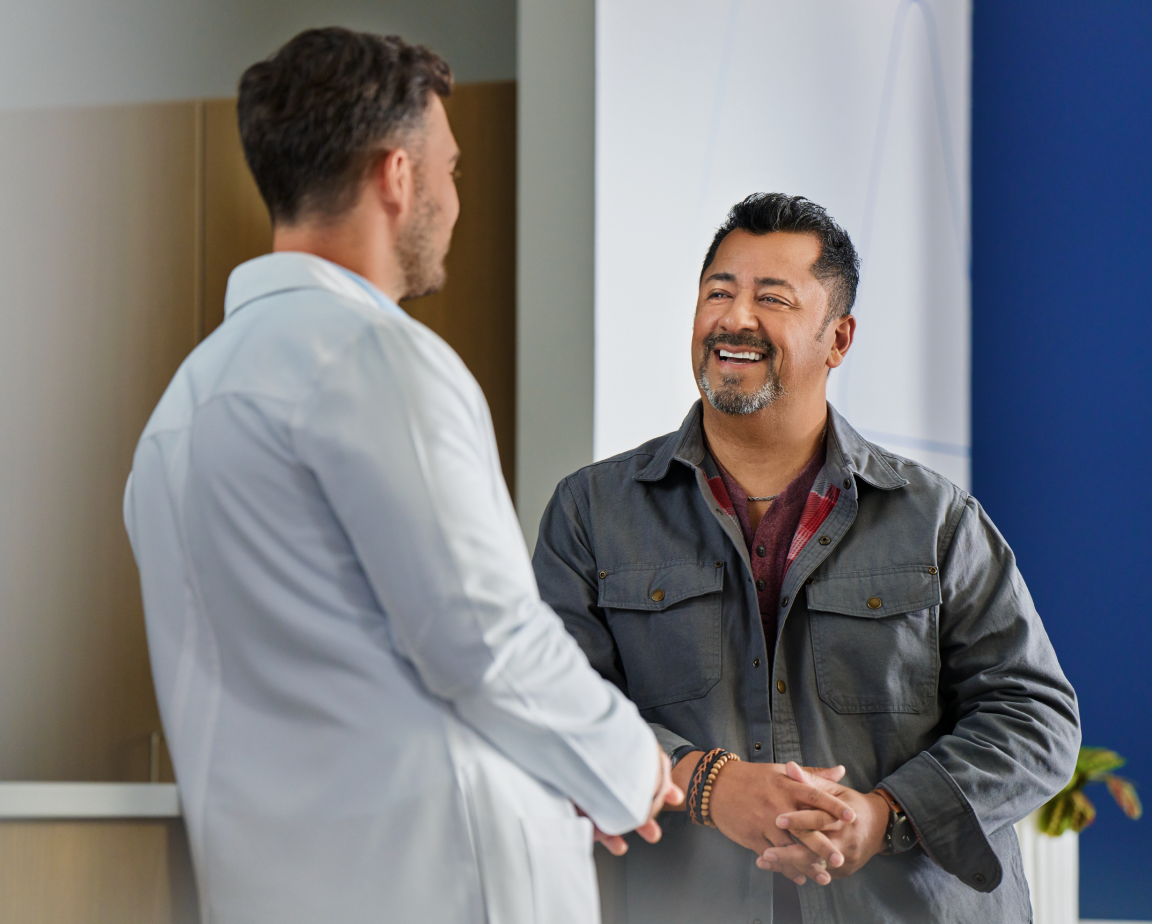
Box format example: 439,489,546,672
759,844,832,885
634,818,663,844
806,857,832,885
755,846,813,884
660,780,685,809
776,809,843,833
592,830,629,856
803,764,847,783
789,828,845,869
784,762,856,822
756,853,807,884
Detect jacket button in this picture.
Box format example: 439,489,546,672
867,597,882,609
777,680,787,694
756,545,766,557
754,742,762,751
819,536,831,545
806,577,815,585
599,571,606,579
928,566,938,575
753,658,761,668
756,579,766,591
650,589,665,602
843,478,851,489
715,560,723,568
780,596,789,608
974,873,985,885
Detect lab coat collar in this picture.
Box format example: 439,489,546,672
223,252,405,321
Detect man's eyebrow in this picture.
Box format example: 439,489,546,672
702,272,737,284
755,276,795,291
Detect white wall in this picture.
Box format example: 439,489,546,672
595,0,971,489
516,0,596,547
0,0,515,110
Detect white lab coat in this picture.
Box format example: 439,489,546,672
123,253,657,924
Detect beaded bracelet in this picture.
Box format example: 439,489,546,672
687,748,740,827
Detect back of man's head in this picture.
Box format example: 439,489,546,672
238,28,453,226
701,193,860,321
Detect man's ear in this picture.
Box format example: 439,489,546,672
372,146,416,221
825,314,856,370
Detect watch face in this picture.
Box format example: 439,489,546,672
890,816,917,854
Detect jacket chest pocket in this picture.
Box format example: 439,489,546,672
805,567,940,714
599,561,723,710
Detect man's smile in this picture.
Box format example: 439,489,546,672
716,348,765,366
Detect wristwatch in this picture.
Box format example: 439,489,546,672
874,789,917,855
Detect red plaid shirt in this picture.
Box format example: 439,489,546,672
706,442,840,649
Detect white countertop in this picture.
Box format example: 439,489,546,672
0,782,181,819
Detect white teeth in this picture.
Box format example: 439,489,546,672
718,349,763,361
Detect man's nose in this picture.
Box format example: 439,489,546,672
718,292,760,332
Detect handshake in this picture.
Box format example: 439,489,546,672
592,747,893,886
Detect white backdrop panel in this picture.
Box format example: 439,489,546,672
595,0,971,488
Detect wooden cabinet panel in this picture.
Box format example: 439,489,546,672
0,102,197,782
0,820,198,923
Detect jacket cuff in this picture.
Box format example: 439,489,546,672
650,723,696,758
879,751,1003,893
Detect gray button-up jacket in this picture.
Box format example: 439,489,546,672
533,403,1080,924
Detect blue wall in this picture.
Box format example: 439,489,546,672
972,2,1152,919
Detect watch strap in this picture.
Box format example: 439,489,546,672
874,788,918,855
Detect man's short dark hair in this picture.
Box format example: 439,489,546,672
701,193,861,320
238,28,453,224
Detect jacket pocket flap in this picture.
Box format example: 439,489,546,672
598,561,723,611
805,566,941,617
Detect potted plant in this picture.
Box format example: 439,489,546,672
1038,746,1142,836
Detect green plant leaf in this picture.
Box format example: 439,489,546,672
1038,793,1073,836
1069,789,1097,833
1104,775,1143,820
1077,747,1126,779
1037,746,1140,837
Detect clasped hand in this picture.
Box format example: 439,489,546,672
748,762,890,885
584,750,889,887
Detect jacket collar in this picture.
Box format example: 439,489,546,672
223,252,404,320
635,400,908,491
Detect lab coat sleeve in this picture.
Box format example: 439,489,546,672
290,319,658,835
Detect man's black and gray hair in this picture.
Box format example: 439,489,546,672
701,193,861,320
238,28,453,224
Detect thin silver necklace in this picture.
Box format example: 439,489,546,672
745,422,828,503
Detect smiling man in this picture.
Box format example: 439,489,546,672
533,193,1081,923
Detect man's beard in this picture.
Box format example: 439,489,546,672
696,331,786,415
396,176,448,301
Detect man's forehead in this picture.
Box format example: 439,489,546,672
703,230,822,285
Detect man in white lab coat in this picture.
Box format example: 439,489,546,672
123,28,677,924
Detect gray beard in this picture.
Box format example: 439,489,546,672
697,334,786,415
